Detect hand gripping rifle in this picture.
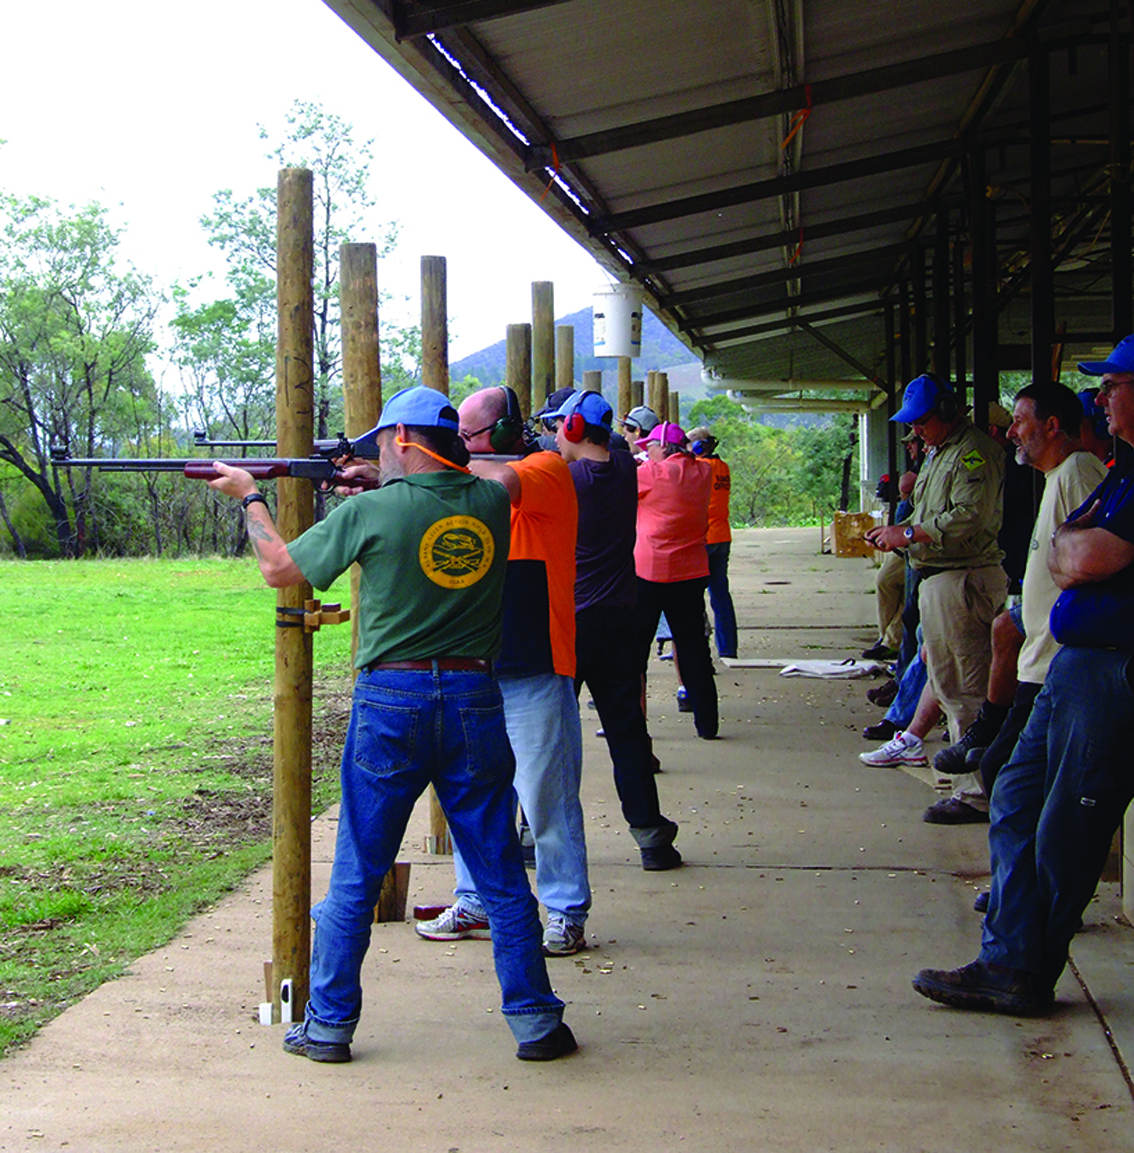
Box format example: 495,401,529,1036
50,426,384,490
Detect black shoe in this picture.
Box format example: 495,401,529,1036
640,844,683,871
863,719,898,741
933,703,1007,774
973,891,990,913
867,679,898,707
283,1022,352,1063
862,643,899,661
912,960,1038,1015
923,797,989,825
516,1022,578,1061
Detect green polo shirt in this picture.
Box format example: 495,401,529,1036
287,471,510,667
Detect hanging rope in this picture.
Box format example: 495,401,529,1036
781,83,812,151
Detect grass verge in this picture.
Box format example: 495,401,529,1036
0,558,354,1056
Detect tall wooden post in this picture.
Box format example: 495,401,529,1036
657,373,670,424
420,254,453,854
273,168,315,1022
582,370,602,393
617,357,632,420
669,391,681,424
421,256,449,396
340,243,381,666
506,323,533,418
647,370,661,414
631,379,644,409
532,281,555,406
556,326,575,392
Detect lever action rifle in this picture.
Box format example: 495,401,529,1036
51,426,521,488
51,426,385,490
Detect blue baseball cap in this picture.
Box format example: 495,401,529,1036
376,386,460,432
1078,389,1109,439
891,374,952,423
1078,335,1134,376
549,389,613,431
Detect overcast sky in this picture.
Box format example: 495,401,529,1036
0,0,611,375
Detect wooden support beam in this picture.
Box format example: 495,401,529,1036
273,168,315,1024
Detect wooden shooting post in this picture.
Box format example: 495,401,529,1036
647,370,660,414
617,358,632,420
631,379,644,409
556,326,574,391
582,370,602,393
272,168,315,1022
669,391,681,424
421,255,453,856
340,242,382,667
532,281,555,405
421,256,448,396
506,323,533,418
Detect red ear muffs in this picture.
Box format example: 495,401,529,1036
563,412,586,442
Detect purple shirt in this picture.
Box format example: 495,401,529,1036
568,452,638,611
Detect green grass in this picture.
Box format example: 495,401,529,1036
0,558,354,1055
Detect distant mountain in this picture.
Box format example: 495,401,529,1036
450,306,704,404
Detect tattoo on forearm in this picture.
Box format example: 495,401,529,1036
247,515,274,561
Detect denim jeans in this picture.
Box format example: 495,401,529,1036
454,671,590,923
981,646,1134,995
304,666,563,1046
575,604,678,848
706,542,738,658
636,576,719,739
885,627,926,730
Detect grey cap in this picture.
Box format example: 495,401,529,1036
622,405,659,434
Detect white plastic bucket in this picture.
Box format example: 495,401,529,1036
593,285,643,359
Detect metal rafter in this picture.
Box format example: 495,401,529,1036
388,0,575,39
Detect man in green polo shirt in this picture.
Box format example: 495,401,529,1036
208,386,576,1064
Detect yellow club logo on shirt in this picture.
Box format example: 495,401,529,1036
419,516,495,588
960,450,986,471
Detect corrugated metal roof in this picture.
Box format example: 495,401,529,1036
323,0,1131,406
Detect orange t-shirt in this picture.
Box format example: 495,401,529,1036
501,451,578,678
706,456,732,544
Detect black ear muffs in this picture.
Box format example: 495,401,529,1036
490,385,524,452
922,372,959,422
563,412,586,442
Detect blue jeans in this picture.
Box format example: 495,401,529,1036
981,647,1134,994
885,627,927,730
706,542,738,658
454,671,590,923
305,666,563,1046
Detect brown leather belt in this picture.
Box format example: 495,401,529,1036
365,658,490,673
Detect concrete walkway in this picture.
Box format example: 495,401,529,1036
3,528,1132,1152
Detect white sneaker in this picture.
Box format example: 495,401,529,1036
859,731,928,766
542,913,586,956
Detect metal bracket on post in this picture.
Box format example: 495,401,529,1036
276,600,351,634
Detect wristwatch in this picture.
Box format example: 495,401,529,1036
903,526,915,541
241,492,269,511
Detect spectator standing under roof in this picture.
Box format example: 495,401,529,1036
913,336,1134,1015
864,373,1006,825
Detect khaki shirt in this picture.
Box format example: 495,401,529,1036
905,418,1005,571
